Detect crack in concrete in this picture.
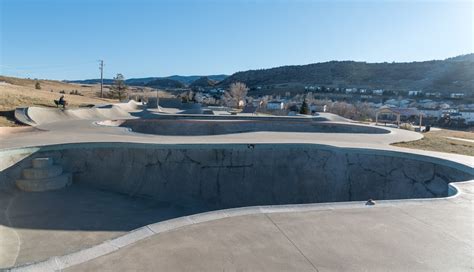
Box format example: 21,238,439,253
3,193,21,267
264,213,320,272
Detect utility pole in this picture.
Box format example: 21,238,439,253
99,60,104,98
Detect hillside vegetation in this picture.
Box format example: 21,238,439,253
145,78,185,89
189,76,218,88
219,54,474,94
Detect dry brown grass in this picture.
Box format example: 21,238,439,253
0,76,175,127
0,76,119,126
392,128,474,156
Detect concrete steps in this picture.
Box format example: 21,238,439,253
16,158,71,192
22,165,63,179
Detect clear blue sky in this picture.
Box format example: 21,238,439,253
1,0,473,80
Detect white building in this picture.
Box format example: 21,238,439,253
209,88,225,94
418,99,438,109
459,110,474,123
345,88,357,94
373,89,384,95
309,104,319,112
425,92,441,98
408,90,423,96
266,101,285,110
439,103,451,109
385,99,411,108
450,93,465,99
441,108,459,116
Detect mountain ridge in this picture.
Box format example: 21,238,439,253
65,54,473,94
66,74,228,86
218,54,474,94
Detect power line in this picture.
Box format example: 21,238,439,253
99,60,104,98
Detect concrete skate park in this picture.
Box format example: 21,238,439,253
0,101,473,271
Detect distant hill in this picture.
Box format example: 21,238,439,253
67,78,115,85
189,76,218,88
167,75,228,85
66,74,228,87
145,78,185,89
219,54,474,94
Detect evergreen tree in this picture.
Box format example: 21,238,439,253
299,99,309,114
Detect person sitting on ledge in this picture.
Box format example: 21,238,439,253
54,95,68,109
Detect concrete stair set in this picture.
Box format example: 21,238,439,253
16,158,71,192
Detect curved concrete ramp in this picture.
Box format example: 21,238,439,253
14,101,142,126
14,107,36,126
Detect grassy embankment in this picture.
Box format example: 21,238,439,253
392,129,474,156
0,76,119,126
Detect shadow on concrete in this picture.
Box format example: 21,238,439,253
120,118,390,136
1,185,208,232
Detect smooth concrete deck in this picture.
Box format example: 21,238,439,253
65,183,474,271
1,104,473,271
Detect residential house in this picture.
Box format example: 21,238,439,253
459,109,474,123
450,93,465,99
373,89,384,95
419,108,441,118
266,100,285,110
425,92,441,98
441,108,459,117
408,90,423,96
345,88,357,94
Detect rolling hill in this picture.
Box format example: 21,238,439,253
145,78,185,89
218,54,474,94
189,76,218,88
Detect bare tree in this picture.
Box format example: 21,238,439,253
109,73,128,101
223,82,248,108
